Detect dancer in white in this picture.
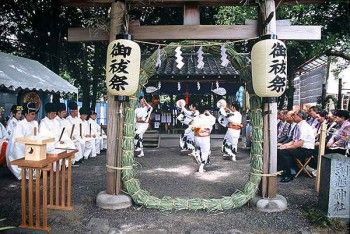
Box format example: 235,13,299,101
191,110,216,173
134,97,153,157
6,103,38,180
177,100,199,154
220,102,242,161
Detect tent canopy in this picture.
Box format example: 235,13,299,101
0,52,78,94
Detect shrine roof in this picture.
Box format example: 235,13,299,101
152,53,241,80
0,52,78,94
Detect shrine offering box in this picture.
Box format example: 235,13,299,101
16,137,55,161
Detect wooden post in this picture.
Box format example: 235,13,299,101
106,0,126,195
261,0,278,198
316,122,327,192
184,3,200,25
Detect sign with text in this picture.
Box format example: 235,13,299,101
251,39,287,97
105,39,141,96
319,154,350,219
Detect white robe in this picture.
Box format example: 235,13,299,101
0,122,7,139
88,118,104,154
55,116,81,161
6,117,19,139
6,119,38,180
191,113,216,166
178,108,199,151
134,105,153,151
66,115,91,160
222,111,242,158
81,119,97,158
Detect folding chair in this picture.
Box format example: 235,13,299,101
295,155,314,178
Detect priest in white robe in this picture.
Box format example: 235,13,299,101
79,107,97,159
6,102,38,180
6,105,23,139
66,102,91,161
55,103,81,163
88,110,106,154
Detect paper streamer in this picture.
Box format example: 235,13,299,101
197,82,201,90
175,46,184,69
156,46,162,68
177,82,181,91
220,45,229,67
197,46,204,69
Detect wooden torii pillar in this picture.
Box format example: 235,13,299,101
64,0,322,210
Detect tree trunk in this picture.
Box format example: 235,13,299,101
81,45,91,110
91,43,102,110
50,0,61,103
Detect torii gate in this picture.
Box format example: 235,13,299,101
64,0,322,210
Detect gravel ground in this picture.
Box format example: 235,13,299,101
0,137,346,233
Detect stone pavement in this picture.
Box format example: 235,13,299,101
0,137,342,233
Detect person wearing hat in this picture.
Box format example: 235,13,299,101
66,102,90,162
55,103,82,164
88,110,106,154
79,107,97,159
134,97,153,157
221,102,242,161
6,102,39,180
6,105,23,139
190,110,216,173
177,101,199,155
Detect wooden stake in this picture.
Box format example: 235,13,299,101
316,122,327,192
35,169,40,227
106,1,126,195
260,0,278,198
28,169,33,227
21,169,26,227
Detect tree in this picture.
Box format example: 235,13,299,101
215,1,350,109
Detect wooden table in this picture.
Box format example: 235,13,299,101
11,150,77,232
47,150,77,211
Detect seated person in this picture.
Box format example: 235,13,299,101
277,110,289,143
278,110,296,144
326,110,350,155
277,110,315,182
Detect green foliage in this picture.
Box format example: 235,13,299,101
303,208,349,231
215,2,350,108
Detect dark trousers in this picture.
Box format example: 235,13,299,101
277,148,315,176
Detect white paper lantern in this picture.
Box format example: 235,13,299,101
105,39,141,96
251,39,287,97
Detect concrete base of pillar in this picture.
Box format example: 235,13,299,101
251,194,287,212
96,191,132,210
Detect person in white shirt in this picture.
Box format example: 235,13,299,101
6,105,23,139
80,108,97,158
191,110,216,173
220,102,242,161
55,103,81,164
88,110,105,154
66,102,90,162
177,102,199,154
277,110,315,182
134,97,153,157
6,102,39,180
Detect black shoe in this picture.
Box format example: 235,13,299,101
280,175,294,183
